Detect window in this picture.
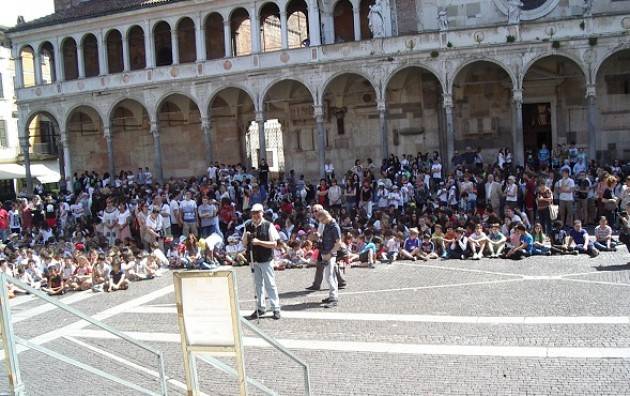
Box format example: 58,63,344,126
0,120,7,147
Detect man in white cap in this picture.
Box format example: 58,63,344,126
243,203,282,320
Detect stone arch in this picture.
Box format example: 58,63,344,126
127,25,146,70
286,0,309,48
19,45,36,87
176,16,197,63
204,13,225,60
384,63,446,95
24,110,61,159
321,71,380,172
260,2,282,52
333,0,354,43
230,8,252,56
594,45,630,82
208,87,257,166
109,98,153,174
157,93,205,177
105,29,124,74
385,65,445,159
261,77,316,107
521,52,588,87
38,41,56,84
207,84,258,113
320,70,378,104
153,20,173,66
155,91,201,118
81,33,100,78
450,57,517,93
451,60,515,159
61,37,79,81
66,105,106,174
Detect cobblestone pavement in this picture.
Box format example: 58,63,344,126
2,249,630,395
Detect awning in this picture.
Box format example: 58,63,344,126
31,161,61,184
0,163,26,180
0,161,61,184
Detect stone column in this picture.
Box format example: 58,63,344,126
201,117,213,163
377,99,389,160
14,55,24,88
98,34,108,75
586,84,598,163
196,17,206,62
122,32,131,71
223,20,233,57
54,41,64,82
171,29,180,65
19,132,33,194
443,94,455,170
144,24,155,68
512,89,525,166
251,7,262,54
308,3,322,46
353,8,361,41
77,43,86,78
151,121,164,183
60,129,73,191
280,11,289,49
256,111,267,161
34,52,43,85
104,126,115,179
314,105,326,178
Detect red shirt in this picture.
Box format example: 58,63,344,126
0,208,8,229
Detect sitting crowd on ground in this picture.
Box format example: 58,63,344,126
1,143,630,298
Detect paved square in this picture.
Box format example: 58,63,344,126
3,250,630,395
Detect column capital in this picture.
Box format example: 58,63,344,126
255,110,265,123
150,120,159,136
512,88,523,103
377,99,387,113
103,126,112,139
313,105,324,120
442,94,453,109
201,117,211,130
586,84,596,98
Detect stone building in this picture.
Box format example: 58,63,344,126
5,0,630,191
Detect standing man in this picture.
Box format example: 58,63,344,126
180,191,198,237
0,202,9,241
555,169,575,227
317,209,341,308
306,204,346,291
244,203,281,320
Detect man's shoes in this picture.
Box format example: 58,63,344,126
322,297,333,303
272,311,281,320
323,300,338,308
338,284,347,289
305,285,320,291
246,309,265,320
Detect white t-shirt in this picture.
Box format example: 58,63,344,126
431,163,442,179
505,184,518,202
180,199,197,223
555,178,575,201
169,199,180,224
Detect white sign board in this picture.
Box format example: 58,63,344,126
180,275,235,347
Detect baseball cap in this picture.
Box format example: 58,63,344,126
251,203,264,212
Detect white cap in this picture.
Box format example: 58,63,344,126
251,203,264,212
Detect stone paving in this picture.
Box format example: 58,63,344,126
2,249,630,395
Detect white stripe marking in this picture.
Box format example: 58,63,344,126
63,336,210,396
12,290,98,324
124,306,630,325
66,330,630,359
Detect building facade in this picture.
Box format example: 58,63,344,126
5,0,630,189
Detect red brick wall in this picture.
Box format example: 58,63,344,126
396,0,417,35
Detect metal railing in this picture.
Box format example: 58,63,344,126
0,272,169,396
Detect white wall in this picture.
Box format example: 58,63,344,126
0,44,19,162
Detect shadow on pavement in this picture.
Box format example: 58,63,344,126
280,302,323,311
595,263,630,272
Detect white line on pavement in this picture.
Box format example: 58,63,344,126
12,290,98,324
396,262,525,278
124,306,630,325
66,330,630,359
63,336,209,396
561,278,630,288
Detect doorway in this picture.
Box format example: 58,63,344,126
522,103,552,159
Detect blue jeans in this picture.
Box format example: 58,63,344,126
531,245,550,255
0,229,8,242
200,224,216,238
253,260,280,312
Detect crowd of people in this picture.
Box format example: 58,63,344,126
0,144,628,310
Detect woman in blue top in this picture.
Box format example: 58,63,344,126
399,228,421,261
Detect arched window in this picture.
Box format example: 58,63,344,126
177,17,197,63
154,21,173,66
128,26,146,70
287,0,309,48
205,13,225,60
106,30,124,74
83,34,99,77
40,42,56,83
260,3,281,52
333,0,354,43
19,46,36,87
231,8,252,56
62,38,79,81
